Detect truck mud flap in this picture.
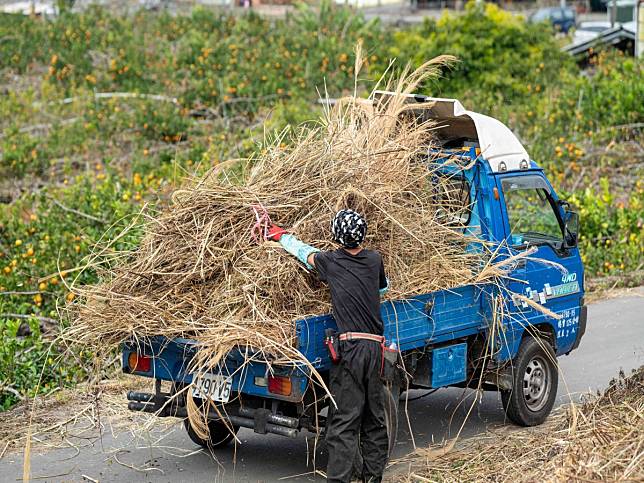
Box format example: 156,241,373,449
569,302,587,352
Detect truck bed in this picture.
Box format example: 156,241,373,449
299,284,486,370
123,284,488,400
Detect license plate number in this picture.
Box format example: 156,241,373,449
191,373,233,403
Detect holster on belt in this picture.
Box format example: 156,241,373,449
324,328,341,364
381,345,399,382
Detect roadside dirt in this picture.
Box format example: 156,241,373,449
0,375,156,459
585,277,644,303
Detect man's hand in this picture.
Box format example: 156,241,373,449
266,223,287,242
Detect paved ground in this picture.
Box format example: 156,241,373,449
2,288,643,482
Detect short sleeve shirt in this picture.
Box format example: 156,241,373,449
313,248,387,335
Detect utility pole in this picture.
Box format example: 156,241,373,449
637,0,643,58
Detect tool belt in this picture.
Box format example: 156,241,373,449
325,331,384,365
325,331,398,381
338,332,385,344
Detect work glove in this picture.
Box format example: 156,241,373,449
266,223,287,242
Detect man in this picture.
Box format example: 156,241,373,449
266,209,389,483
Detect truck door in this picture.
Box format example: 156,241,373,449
495,173,584,355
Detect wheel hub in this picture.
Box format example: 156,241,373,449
523,356,550,412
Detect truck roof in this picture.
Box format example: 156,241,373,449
372,92,532,173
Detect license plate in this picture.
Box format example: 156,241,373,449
191,373,233,403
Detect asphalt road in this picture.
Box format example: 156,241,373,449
2,289,643,482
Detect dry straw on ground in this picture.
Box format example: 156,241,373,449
1,376,149,457
65,54,518,432
396,365,644,482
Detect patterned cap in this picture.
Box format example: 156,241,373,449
331,209,367,248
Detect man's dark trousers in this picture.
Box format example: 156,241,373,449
326,340,389,483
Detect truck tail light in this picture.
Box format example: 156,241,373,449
127,352,151,373
268,376,292,396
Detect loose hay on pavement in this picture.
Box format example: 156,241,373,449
0,375,153,457
395,365,644,482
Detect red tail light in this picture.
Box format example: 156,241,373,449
268,376,292,396
127,352,151,373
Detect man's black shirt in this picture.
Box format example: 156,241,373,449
313,248,387,335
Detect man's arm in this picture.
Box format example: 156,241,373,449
279,234,319,270
267,224,319,270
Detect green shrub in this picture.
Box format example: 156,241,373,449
570,179,644,276
1,3,383,108
381,2,574,111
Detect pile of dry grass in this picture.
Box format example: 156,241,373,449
66,55,504,377
397,365,644,482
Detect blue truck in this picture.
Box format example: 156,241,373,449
122,95,586,452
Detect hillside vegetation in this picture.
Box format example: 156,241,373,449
0,1,642,409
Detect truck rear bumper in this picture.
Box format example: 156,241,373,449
122,337,309,403
126,390,300,438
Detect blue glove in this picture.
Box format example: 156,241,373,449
279,234,320,270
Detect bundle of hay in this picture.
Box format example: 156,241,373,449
397,365,644,482
67,55,500,372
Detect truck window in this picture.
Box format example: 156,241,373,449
434,174,472,227
501,176,563,246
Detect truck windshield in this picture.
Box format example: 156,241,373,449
501,176,563,246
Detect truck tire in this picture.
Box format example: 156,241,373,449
501,336,558,427
184,418,239,449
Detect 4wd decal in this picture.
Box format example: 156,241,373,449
516,279,581,309
561,272,577,283
548,281,580,299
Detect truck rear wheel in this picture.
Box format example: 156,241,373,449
501,336,558,426
184,418,239,449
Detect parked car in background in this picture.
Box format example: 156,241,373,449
572,21,612,44
529,7,577,33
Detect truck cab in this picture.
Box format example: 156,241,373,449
122,94,586,453
408,95,586,357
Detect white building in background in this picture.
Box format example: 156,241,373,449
0,1,56,15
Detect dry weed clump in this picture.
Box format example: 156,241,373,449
397,365,644,482
66,55,503,379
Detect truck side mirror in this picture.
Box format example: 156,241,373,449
563,210,579,248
